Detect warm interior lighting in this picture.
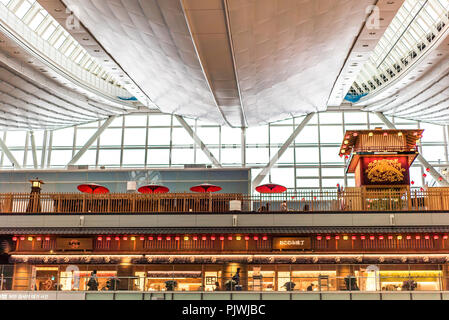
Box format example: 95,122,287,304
343,236,348,240
398,132,403,136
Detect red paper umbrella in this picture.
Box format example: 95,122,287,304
255,183,287,194
190,183,222,193
77,183,109,194
138,184,170,194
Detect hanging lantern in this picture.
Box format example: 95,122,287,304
426,168,430,172
439,177,443,181
345,155,349,160
353,132,358,137
398,132,403,136
423,173,427,178
411,180,415,185
368,132,373,137
383,132,388,136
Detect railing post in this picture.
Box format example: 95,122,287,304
407,186,412,211
209,193,212,212
82,194,86,213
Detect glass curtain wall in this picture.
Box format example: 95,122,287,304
1,111,448,190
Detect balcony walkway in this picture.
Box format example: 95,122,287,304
0,290,448,300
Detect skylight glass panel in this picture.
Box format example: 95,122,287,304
346,0,449,102
0,0,124,90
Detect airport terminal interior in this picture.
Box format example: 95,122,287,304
2,0,449,300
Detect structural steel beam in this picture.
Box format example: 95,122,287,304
0,135,21,168
375,111,449,186
67,116,117,166
175,115,222,167
252,113,314,188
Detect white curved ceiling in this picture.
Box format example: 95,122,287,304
56,0,376,127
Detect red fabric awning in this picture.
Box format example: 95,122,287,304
77,183,110,194
190,183,222,193
138,184,170,194
255,183,287,194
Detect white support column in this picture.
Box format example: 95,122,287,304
252,113,314,188
30,131,38,169
241,127,246,167
375,111,449,186
40,130,47,168
175,115,222,167
0,134,21,168
67,116,117,166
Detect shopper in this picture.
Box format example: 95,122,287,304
214,281,220,291
281,201,288,212
307,283,314,291
87,270,98,291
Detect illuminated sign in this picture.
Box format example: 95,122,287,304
272,237,311,250
56,238,93,251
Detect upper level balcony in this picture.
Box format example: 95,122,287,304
2,186,449,214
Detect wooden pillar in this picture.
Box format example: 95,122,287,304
336,265,353,290
117,265,134,290
12,264,31,290
442,264,449,290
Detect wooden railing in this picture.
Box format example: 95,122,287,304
1,187,449,213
